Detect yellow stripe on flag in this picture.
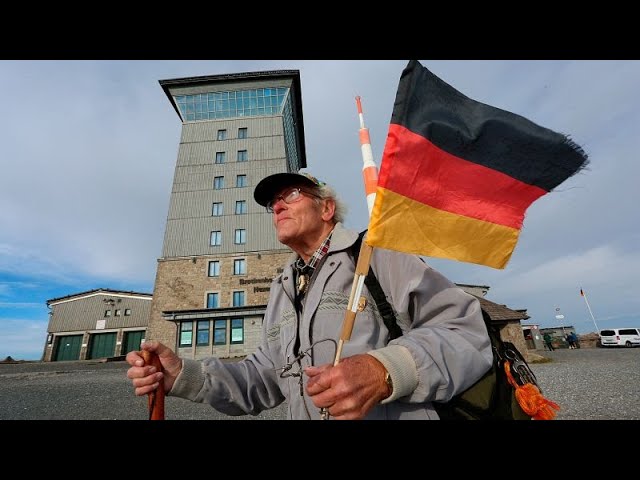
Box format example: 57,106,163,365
367,188,521,269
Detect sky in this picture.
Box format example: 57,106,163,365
1,60,639,360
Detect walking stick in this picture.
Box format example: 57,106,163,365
141,350,165,420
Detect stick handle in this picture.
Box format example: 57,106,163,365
141,350,165,420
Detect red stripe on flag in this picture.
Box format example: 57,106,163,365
378,124,547,230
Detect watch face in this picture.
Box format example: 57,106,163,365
385,372,393,393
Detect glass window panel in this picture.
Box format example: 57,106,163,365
217,129,227,141
208,261,220,277
207,293,219,308
231,318,244,344
232,291,245,307
234,229,246,245
238,127,247,139
214,319,226,345
236,175,247,187
196,320,210,346
237,150,248,162
235,200,247,214
215,152,225,164
210,231,221,246
234,259,246,275
179,321,193,347
214,176,224,189
212,202,223,216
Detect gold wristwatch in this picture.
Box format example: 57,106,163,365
384,370,393,397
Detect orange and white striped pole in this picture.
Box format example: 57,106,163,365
356,96,379,216
321,96,381,420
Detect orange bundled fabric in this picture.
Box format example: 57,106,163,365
505,360,560,420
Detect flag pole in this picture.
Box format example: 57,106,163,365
334,96,378,360
320,97,378,420
580,288,600,333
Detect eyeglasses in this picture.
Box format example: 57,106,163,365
266,187,322,213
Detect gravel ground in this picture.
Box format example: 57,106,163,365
1,347,638,420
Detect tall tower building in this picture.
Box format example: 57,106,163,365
146,69,306,359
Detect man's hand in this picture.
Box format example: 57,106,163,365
126,341,183,395
304,353,390,420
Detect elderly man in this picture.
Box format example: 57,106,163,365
126,171,492,420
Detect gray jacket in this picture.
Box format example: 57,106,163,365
170,223,493,419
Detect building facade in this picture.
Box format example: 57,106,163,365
146,69,307,359
44,289,151,362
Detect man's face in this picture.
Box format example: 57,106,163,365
270,184,326,247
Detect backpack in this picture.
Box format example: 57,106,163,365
352,231,554,420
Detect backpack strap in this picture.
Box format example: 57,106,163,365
353,230,403,341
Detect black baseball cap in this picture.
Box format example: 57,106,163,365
253,171,325,207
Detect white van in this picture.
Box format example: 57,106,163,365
599,328,640,347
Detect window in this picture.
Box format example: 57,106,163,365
210,231,222,246
233,291,245,307
179,321,193,347
215,152,226,164
214,176,224,190
235,200,247,215
238,127,247,139
214,319,226,345
104,310,111,317
124,309,131,316
237,150,248,162
234,259,246,275
196,320,210,346
115,309,121,316
208,260,220,277
212,202,223,216
236,174,247,188
234,229,246,245
231,318,244,344
217,129,227,141
619,329,639,336
207,293,219,309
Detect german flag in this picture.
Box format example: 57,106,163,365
367,60,589,269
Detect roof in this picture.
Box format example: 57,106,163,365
47,288,152,306
473,295,530,322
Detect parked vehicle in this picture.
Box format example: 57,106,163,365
599,328,640,347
